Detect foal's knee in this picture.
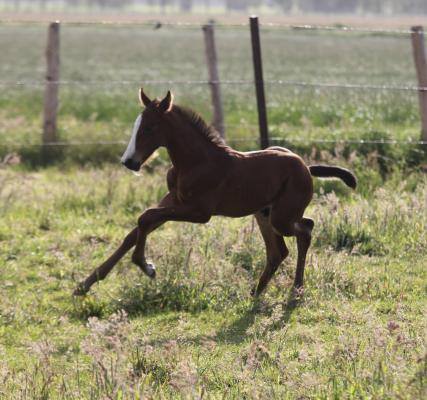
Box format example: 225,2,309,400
137,209,157,229
295,218,314,236
295,222,312,248
281,225,295,237
302,217,314,232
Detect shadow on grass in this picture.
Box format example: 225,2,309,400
214,288,301,345
70,279,302,348
142,287,303,348
213,305,257,344
70,279,239,321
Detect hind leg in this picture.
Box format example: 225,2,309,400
252,210,289,297
271,214,313,289
270,183,313,289
294,218,314,288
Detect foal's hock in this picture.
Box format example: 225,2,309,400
74,88,357,297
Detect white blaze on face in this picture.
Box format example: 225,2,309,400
121,114,142,163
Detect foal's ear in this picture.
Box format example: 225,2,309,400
139,87,152,107
159,91,174,113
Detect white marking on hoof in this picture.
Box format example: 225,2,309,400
144,262,156,279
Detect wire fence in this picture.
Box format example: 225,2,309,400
2,137,426,147
1,79,427,92
1,19,427,150
0,19,423,35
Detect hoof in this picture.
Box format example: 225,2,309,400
73,283,89,296
250,285,262,298
292,285,305,298
141,262,156,279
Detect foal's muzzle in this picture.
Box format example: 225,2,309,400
122,158,141,171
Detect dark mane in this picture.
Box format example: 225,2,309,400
173,105,226,147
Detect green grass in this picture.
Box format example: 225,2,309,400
0,163,426,398
0,24,425,166
0,22,426,399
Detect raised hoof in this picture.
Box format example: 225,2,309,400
140,262,156,279
73,283,89,296
132,254,156,279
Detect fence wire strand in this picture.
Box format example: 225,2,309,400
1,138,425,147
1,79,426,92
0,19,422,35
0,19,426,150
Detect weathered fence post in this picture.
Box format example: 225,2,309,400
43,21,60,145
411,26,427,142
202,22,225,138
249,16,269,149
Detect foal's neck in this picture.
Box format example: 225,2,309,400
165,113,228,171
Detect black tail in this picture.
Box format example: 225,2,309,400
309,165,357,189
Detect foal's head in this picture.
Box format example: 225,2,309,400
121,88,174,171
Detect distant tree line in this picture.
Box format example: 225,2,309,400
2,0,427,14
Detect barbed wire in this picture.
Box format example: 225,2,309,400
1,137,425,147
0,19,422,35
265,80,427,92
0,20,425,151
230,137,427,145
1,79,426,92
263,23,419,35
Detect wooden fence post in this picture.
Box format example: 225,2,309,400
43,21,60,145
202,22,225,138
249,16,269,149
411,26,427,142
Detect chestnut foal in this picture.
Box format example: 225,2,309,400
74,89,356,297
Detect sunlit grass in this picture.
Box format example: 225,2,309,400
0,164,425,398
0,22,426,399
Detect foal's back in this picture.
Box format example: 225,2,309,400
214,146,312,218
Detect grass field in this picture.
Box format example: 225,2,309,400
0,22,424,164
0,20,426,399
0,164,426,398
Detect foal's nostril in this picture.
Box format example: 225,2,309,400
122,158,141,171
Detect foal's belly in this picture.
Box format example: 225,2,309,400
214,191,274,217
213,160,287,217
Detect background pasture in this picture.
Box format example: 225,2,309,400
0,23,424,160
0,19,426,399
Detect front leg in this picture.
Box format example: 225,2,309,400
131,204,211,277
74,228,138,296
73,193,175,295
